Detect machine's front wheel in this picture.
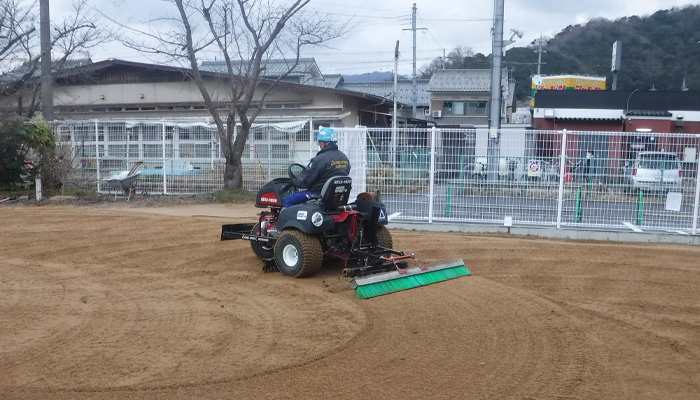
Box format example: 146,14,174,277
274,230,322,278
250,224,274,260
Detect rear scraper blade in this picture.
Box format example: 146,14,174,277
350,259,470,299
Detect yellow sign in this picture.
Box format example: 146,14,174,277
531,75,606,106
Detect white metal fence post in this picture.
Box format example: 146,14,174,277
692,157,700,235
556,129,567,229
126,125,130,167
309,118,314,160
94,119,101,192
162,118,167,194
428,126,436,223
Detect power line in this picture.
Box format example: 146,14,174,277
418,18,492,22
314,10,410,20
313,1,409,12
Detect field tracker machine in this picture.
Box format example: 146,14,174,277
221,164,469,299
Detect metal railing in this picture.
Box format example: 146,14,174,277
53,121,700,235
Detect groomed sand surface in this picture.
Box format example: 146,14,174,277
1,202,699,399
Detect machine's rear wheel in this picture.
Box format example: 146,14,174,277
274,230,322,278
376,225,393,249
250,224,274,259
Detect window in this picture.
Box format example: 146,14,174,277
179,144,194,158
143,144,161,158
165,126,174,140
58,127,71,142
443,101,453,114
164,144,174,157
256,144,289,160
101,159,123,169
128,145,139,158
194,144,210,158
83,144,97,157
296,128,309,142
179,127,192,140
74,125,92,142
142,124,161,141
108,145,126,157
107,124,126,141
442,101,488,116
467,101,488,115
193,127,215,141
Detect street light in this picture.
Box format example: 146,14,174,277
504,28,524,47
625,88,639,116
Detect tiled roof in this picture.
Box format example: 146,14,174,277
0,58,92,82
338,80,430,107
199,58,320,78
312,74,343,89
626,109,672,117
427,69,509,92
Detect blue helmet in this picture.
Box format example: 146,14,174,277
317,127,338,143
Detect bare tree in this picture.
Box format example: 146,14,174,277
0,0,36,66
419,46,475,78
117,0,348,190
0,0,109,117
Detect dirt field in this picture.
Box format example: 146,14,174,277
1,198,699,399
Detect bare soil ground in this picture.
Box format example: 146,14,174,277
1,195,699,399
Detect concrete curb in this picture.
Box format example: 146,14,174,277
388,221,700,246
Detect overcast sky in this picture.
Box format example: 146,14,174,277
52,0,700,76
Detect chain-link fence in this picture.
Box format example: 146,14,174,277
53,120,700,234
53,118,314,196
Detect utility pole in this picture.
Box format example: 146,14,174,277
40,0,53,120
403,3,426,120
534,34,546,75
411,3,417,119
488,0,505,181
393,41,399,177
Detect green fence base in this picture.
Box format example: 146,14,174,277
575,187,582,223
637,189,644,226
446,184,451,218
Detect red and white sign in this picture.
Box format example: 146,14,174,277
528,160,541,177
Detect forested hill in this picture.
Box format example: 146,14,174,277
501,5,700,100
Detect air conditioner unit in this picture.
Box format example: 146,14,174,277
424,109,431,116
432,110,442,118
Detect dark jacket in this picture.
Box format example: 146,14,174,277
301,143,351,193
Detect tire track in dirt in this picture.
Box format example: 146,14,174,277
0,207,366,391
198,273,601,399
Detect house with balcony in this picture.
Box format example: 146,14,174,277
425,69,516,127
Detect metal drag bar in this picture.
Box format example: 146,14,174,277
350,259,466,289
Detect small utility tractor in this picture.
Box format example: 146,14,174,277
221,164,469,298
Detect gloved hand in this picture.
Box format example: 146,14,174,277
292,177,304,189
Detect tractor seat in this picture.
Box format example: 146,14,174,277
319,176,356,212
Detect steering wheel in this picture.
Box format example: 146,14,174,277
288,163,307,189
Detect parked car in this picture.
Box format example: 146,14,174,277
627,151,682,192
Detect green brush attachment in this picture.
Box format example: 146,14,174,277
351,259,470,299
